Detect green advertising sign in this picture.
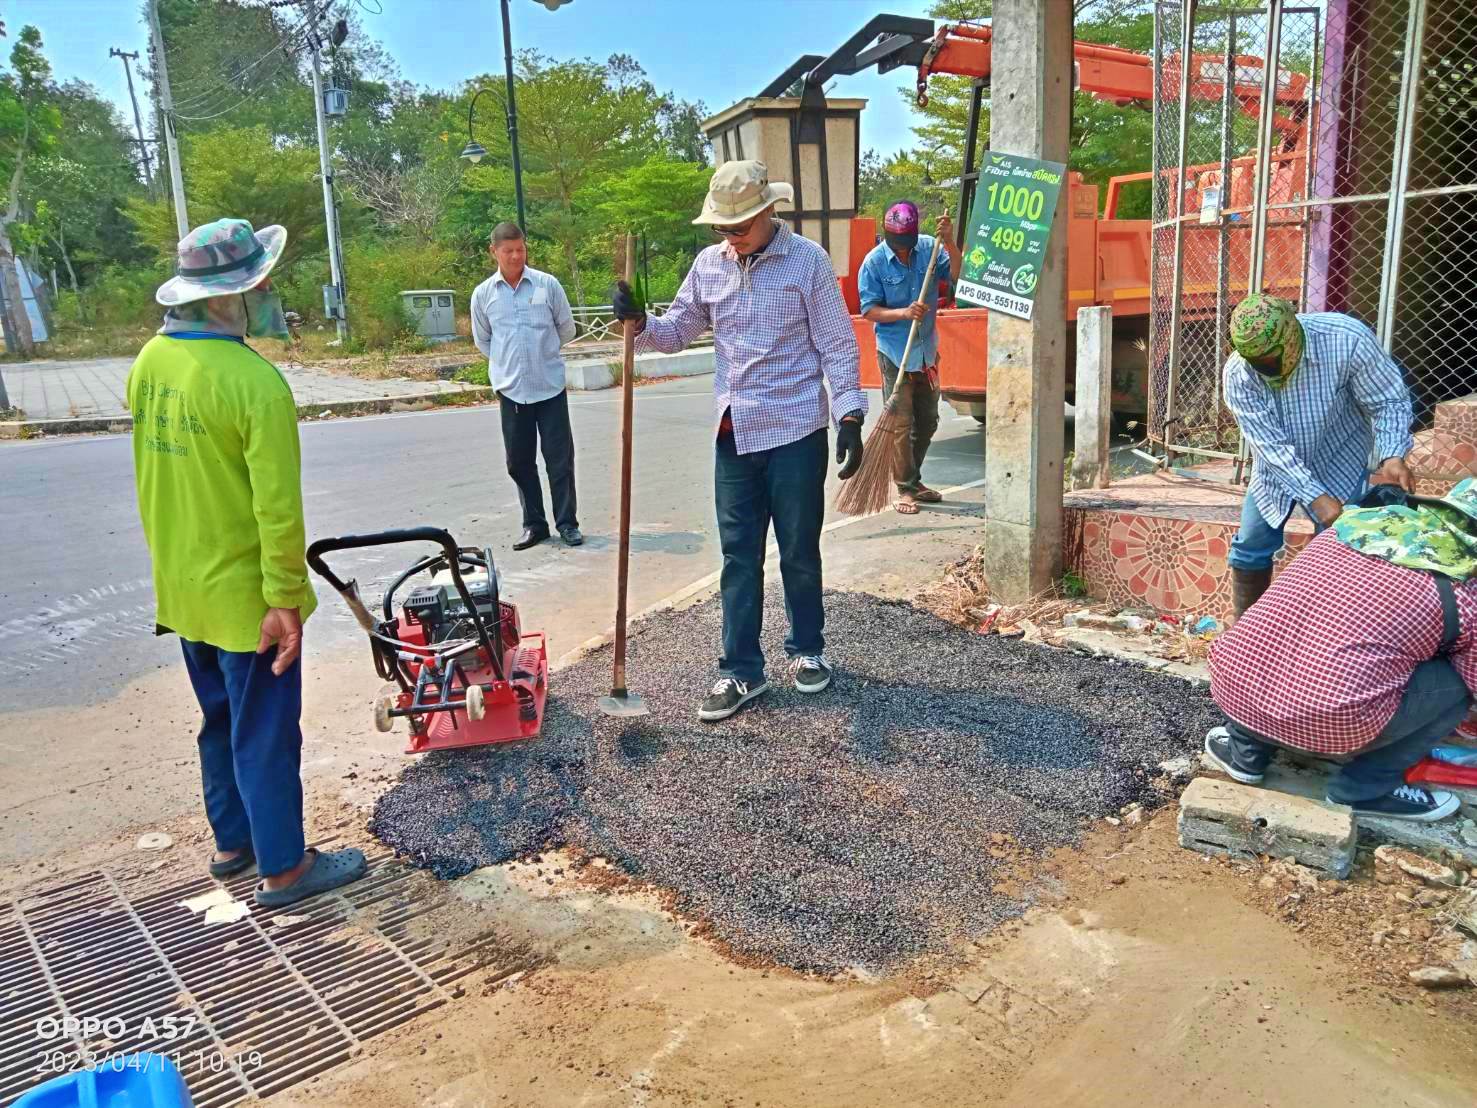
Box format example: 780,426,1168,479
955,151,1067,320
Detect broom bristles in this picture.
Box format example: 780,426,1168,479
835,382,915,516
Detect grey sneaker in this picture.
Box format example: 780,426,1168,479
698,676,769,722
791,654,833,694
1203,727,1265,785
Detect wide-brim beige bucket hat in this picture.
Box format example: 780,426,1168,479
693,160,795,226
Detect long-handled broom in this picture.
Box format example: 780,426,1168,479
836,214,947,517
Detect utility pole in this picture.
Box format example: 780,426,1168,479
147,0,189,239
307,29,349,341
109,48,155,193
981,0,1073,602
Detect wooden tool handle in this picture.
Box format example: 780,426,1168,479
613,234,636,690
893,211,948,397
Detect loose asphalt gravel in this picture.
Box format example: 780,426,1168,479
370,591,1224,974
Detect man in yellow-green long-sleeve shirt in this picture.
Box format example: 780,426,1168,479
128,218,365,908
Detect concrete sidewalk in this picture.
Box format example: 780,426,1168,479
0,356,493,437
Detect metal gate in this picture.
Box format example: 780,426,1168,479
1150,0,1477,466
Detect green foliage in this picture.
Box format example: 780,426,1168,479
125,126,341,271
341,237,462,350
453,361,490,386
858,149,953,225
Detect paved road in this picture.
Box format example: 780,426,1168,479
0,377,1001,713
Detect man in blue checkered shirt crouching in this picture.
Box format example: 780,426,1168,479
613,161,867,723
1223,293,1415,619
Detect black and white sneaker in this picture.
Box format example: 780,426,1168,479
698,676,769,722
1203,726,1265,784
1340,784,1461,823
791,654,833,694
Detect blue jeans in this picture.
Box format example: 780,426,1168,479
181,640,305,877
714,427,827,684
1227,658,1472,802
1228,495,1304,571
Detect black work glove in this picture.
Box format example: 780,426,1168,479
612,280,646,324
836,414,864,480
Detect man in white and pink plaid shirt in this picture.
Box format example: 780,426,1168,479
614,160,867,723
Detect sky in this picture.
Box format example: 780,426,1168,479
12,0,933,157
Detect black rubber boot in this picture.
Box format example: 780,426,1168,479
1231,567,1273,620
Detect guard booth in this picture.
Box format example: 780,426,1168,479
400,289,457,343
700,95,865,287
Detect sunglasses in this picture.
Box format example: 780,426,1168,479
713,216,761,238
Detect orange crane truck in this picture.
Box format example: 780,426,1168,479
760,16,1311,421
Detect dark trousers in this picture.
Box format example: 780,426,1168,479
714,427,827,684
878,353,940,495
1227,658,1472,803
499,390,577,532
181,640,305,877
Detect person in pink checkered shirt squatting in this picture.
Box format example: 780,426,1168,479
1203,479,1477,822
612,161,867,723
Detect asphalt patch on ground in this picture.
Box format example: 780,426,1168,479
371,591,1222,974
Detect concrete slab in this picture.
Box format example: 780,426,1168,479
1178,776,1357,877
1056,627,1208,686
565,348,715,391
1258,759,1477,868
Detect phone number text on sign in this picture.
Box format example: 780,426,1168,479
955,151,1066,321
953,280,1034,319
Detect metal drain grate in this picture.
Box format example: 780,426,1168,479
0,852,527,1105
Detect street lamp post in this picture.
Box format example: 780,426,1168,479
460,0,573,231
498,0,528,231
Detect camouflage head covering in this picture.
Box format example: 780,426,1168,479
1229,294,1305,388
1333,477,1477,580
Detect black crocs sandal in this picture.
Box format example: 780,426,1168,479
209,847,256,880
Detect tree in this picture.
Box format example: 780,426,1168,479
23,81,147,293
0,25,61,354
592,155,712,292
658,99,711,165
857,148,954,224
504,52,665,303
125,126,344,273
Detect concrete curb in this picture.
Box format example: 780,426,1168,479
565,347,715,391
0,387,498,439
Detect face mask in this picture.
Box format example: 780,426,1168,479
242,289,289,340
885,230,918,254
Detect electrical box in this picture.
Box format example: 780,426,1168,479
323,86,348,118
401,289,457,343
322,284,344,320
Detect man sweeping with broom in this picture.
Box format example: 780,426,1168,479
857,203,961,514
611,160,866,722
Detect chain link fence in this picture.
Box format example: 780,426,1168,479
1151,0,1477,463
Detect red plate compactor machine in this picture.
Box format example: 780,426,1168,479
307,527,548,753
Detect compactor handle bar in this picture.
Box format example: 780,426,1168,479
306,527,497,666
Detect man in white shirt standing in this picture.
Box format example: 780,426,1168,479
471,222,581,550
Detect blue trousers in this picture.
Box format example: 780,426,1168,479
1228,495,1304,571
1228,658,1472,802
714,427,827,684
181,640,305,877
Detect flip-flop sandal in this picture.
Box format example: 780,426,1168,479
895,499,920,515
209,847,256,880
254,847,367,909
914,487,943,503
